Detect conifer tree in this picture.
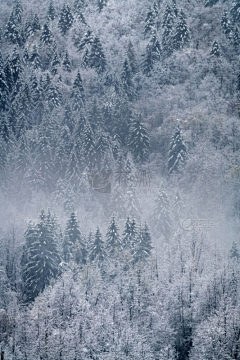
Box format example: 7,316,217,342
50,52,60,75
162,4,175,58
132,223,152,264
98,0,107,12
142,32,161,76
210,41,221,58
106,217,122,258
4,14,21,45
128,114,150,163
47,1,56,22
230,240,240,260
168,126,186,174
89,227,107,264
40,23,53,45
22,212,60,302
173,10,190,50
58,4,74,35
62,50,71,72
230,0,240,23
29,45,42,69
89,37,106,73
204,0,219,7
32,14,41,33
121,59,135,101
71,71,84,111
144,7,156,37
221,10,233,39
233,27,240,51
153,186,172,240
126,40,137,75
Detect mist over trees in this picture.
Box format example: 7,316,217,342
1,0,240,358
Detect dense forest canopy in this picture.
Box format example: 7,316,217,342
0,0,240,359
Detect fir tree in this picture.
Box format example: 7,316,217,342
126,40,137,75
58,4,74,35
126,187,142,220
122,216,137,252
64,212,87,264
40,23,53,45
153,186,172,240
142,33,161,76
221,10,233,39
89,37,107,73
132,223,152,264
144,7,156,37
12,0,23,25
89,227,107,264
10,47,22,84
29,45,42,69
121,58,135,101
50,52,60,75
4,14,21,45
106,217,122,258
168,126,186,174
230,240,240,260
230,0,240,24
162,4,175,58
62,50,71,72
81,122,96,168
210,40,221,58
32,14,41,33
47,1,56,22
173,10,190,50
78,29,94,51
128,114,150,163
71,71,84,111
22,212,60,303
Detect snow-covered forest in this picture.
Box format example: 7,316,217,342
0,0,240,358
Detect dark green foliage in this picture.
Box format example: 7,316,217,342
168,126,186,174
22,212,60,302
40,23,53,45
58,4,74,35
128,114,150,163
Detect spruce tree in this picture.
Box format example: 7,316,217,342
89,227,107,264
40,23,53,45
22,212,60,303
230,240,240,260
62,50,71,72
65,212,87,264
162,4,175,58
78,29,94,51
106,217,122,258
29,45,42,69
71,71,84,111
128,114,150,163
221,10,233,39
98,0,107,12
12,0,23,25
210,41,221,58
81,122,96,168
121,58,135,101
58,4,74,35
132,223,152,264
144,7,156,37
50,52,60,75
153,186,172,240
168,126,186,174
47,1,56,22
89,37,106,73
126,40,137,75
230,0,240,23
32,14,41,33
142,33,161,76
4,14,21,45
173,10,190,50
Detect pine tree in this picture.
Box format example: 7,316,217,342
65,212,87,264
132,223,152,264
221,10,233,39
71,71,84,111
128,114,150,163
58,4,74,35
121,59,135,101
40,23,53,45
144,7,156,37
22,212,60,302
29,45,42,69
47,1,56,22
168,126,186,174
142,33,161,76
153,186,172,240
230,0,240,24
126,40,137,75
62,50,71,72
173,10,190,50
210,41,221,57
50,52,60,75
106,217,122,258
32,14,41,33
89,227,107,264
230,240,240,260
89,37,107,73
